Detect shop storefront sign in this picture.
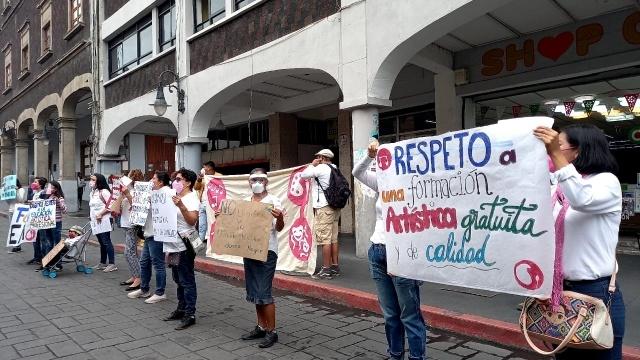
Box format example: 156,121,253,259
457,10,640,82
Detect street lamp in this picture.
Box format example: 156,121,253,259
41,118,60,146
0,119,16,140
150,70,185,116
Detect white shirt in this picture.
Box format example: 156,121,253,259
352,155,385,245
89,189,112,218
552,164,621,281
300,163,334,209
245,194,283,253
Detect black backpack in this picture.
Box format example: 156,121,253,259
316,166,352,209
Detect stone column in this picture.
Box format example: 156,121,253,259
434,70,463,134
33,130,49,177
58,117,78,212
268,113,299,170
176,142,204,172
15,139,30,185
337,110,353,235
351,107,379,258
0,136,15,178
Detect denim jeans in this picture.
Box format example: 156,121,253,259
368,244,426,360
198,204,208,241
171,251,197,315
32,233,42,261
95,232,115,265
52,221,62,245
556,278,625,360
140,237,166,296
38,229,54,258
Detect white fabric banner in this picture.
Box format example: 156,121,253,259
377,117,556,298
204,166,317,275
152,187,178,243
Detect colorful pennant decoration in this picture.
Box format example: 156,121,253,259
545,103,557,116
624,93,638,113
512,105,523,118
604,103,613,116
529,104,540,116
563,101,576,116
583,100,596,116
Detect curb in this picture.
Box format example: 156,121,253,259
92,242,640,360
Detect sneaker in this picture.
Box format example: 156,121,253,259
93,263,107,270
311,267,333,280
330,265,341,277
127,289,151,299
34,266,43,272
175,315,195,330
8,247,22,254
53,264,63,271
163,310,185,321
145,294,167,304
103,264,118,272
241,325,266,340
26,259,38,265
258,331,278,348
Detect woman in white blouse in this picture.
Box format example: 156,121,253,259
535,124,625,360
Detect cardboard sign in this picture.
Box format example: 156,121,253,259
376,117,556,298
5,205,30,247
1,175,17,200
212,199,273,261
29,199,56,229
90,212,112,235
42,241,66,267
129,182,152,226
152,187,178,242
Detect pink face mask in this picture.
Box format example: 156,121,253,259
30,183,39,191
172,180,184,194
547,156,556,173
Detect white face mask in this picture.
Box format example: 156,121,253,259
251,183,265,194
89,180,96,189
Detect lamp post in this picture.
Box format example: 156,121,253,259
41,118,61,146
150,70,185,116
1,119,17,140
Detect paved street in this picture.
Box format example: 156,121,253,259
0,238,545,360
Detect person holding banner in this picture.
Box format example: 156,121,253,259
7,179,27,254
116,169,144,291
534,124,625,360
353,141,427,360
29,177,48,268
128,171,169,304
162,168,199,330
238,168,284,349
89,174,117,272
41,181,68,271
194,161,218,242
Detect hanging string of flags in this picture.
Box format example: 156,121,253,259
479,92,640,119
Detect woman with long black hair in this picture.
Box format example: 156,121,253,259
535,124,625,360
89,173,117,272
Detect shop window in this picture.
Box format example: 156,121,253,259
298,119,332,145
3,45,11,90
108,16,152,78
19,25,29,78
234,0,256,10
40,1,52,60
194,0,225,32
209,120,269,150
69,0,82,29
158,1,176,52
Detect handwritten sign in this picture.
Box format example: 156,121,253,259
1,175,17,200
213,199,273,261
376,117,556,298
129,182,152,226
42,241,66,267
90,212,112,235
6,205,30,247
152,188,178,242
29,200,56,229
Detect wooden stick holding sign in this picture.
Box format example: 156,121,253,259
212,199,273,261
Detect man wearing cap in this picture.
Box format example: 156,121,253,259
301,149,341,279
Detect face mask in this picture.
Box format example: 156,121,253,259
251,183,265,194
172,180,184,194
547,156,556,173
30,183,39,191
89,180,96,189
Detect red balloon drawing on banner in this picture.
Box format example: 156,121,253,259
207,178,227,242
514,260,545,290
287,167,312,261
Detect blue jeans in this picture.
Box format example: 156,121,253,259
368,244,426,360
171,251,197,315
198,204,208,241
140,237,166,296
96,231,115,265
556,277,625,360
39,228,54,258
